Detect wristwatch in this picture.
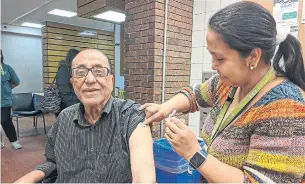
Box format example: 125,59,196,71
189,149,208,169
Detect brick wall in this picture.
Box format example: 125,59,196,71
124,0,193,138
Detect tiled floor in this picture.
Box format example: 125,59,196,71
1,114,56,183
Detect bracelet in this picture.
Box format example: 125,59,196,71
176,87,198,113
176,90,192,113
183,87,198,112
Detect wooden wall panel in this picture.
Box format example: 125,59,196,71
42,22,115,86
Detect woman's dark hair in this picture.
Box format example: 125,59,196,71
66,48,80,65
209,1,305,90
1,50,4,64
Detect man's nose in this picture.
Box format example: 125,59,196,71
85,71,97,83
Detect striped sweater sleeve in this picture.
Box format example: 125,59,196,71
242,99,305,183
194,74,230,108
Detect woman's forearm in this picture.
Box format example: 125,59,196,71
196,155,245,183
163,93,191,114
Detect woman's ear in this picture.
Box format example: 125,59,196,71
245,48,262,69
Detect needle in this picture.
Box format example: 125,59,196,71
168,110,177,121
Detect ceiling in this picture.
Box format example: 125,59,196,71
1,0,114,32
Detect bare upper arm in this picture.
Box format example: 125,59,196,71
129,124,156,183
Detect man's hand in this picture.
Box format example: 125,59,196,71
15,170,45,183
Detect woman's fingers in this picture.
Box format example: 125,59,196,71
165,126,176,140
140,103,170,125
164,133,173,143
144,111,165,125
139,103,153,110
171,117,187,129
141,104,158,120
165,120,182,134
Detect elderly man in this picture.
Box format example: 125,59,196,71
16,49,156,183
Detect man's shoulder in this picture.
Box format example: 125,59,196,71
58,103,80,118
112,98,142,114
112,98,146,143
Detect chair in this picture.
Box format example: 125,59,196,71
115,87,125,99
12,93,46,137
118,89,125,99
33,94,46,131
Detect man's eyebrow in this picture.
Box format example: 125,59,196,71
73,64,86,68
72,63,109,69
92,64,105,67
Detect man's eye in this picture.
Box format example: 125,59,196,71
95,70,103,74
94,68,106,76
217,58,224,62
77,69,86,76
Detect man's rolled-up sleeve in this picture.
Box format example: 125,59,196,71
35,121,59,177
126,104,146,141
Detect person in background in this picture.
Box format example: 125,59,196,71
1,50,22,150
140,2,305,183
16,49,155,183
55,48,80,117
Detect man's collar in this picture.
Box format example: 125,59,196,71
103,96,114,115
73,96,114,126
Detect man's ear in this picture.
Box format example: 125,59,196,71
70,78,73,84
245,48,262,69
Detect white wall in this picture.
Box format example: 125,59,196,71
1,24,42,37
1,31,43,93
189,0,241,136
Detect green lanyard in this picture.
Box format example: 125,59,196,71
0,64,4,75
210,68,275,143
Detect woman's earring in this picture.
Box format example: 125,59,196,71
250,66,254,70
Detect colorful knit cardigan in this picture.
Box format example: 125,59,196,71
194,75,305,183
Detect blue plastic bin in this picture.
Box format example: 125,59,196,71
153,138,205,183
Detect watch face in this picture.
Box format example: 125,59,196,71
190,150,207,169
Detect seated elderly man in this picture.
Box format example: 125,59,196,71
16,49,156,183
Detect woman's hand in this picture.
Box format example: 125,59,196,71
139,103,172,125
164,117,201,161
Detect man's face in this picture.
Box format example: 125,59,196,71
70,50,114,107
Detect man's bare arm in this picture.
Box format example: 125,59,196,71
15,170,45,183
129,125,156,183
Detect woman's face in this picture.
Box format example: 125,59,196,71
206,30,251,87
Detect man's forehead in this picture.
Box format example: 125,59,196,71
73,51,108,65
